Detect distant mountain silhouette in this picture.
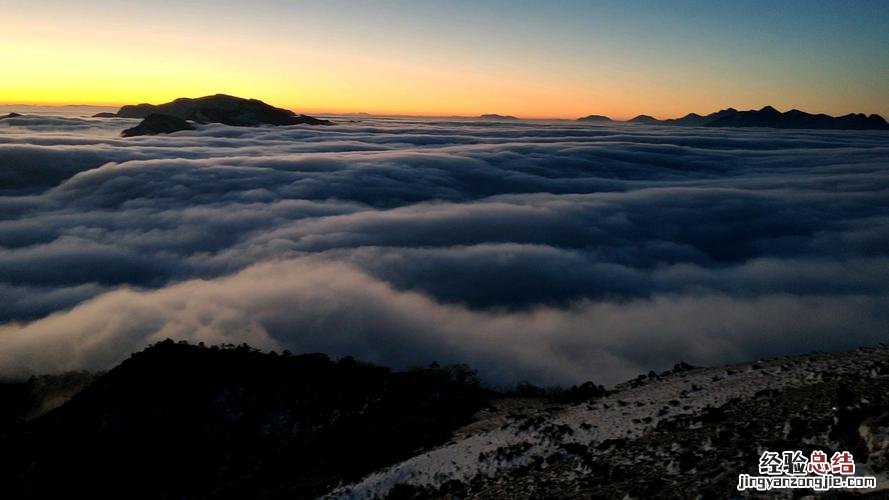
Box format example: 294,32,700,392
628,114,658,124
661,108,739,126
121,113,195,137
0,112,22,120
643,106,888,130
705,106,889,130
577,114,612,122
479,114,519,120
91,112,118,118
115,94,332,127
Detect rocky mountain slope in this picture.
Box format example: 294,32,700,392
2,342,888,498
0,341,484,499
0,371,97,425
334,346,889,499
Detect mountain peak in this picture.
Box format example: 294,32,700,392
114,94,332,127
479,114,519,120
577,114,612,122
631,106,888,130
628,114,658,123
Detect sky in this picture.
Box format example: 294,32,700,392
1,0,888,119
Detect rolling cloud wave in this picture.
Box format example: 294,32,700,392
1,114,887,384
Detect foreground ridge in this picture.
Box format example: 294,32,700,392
334,345,889,499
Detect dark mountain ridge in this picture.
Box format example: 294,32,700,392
478,114,519,120
121,113,195,137
577,114,612,122
661,107,739,126
628,114,657,123
114,94,332,127
3,341,889,498
706,106,889,129
630,106,889,130
0,340,485,499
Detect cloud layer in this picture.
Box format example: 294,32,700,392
1,113,888,385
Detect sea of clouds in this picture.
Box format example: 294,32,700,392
1,110,887,385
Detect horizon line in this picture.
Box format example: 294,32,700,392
2,100,886,123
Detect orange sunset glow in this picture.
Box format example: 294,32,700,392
2,1,887,119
